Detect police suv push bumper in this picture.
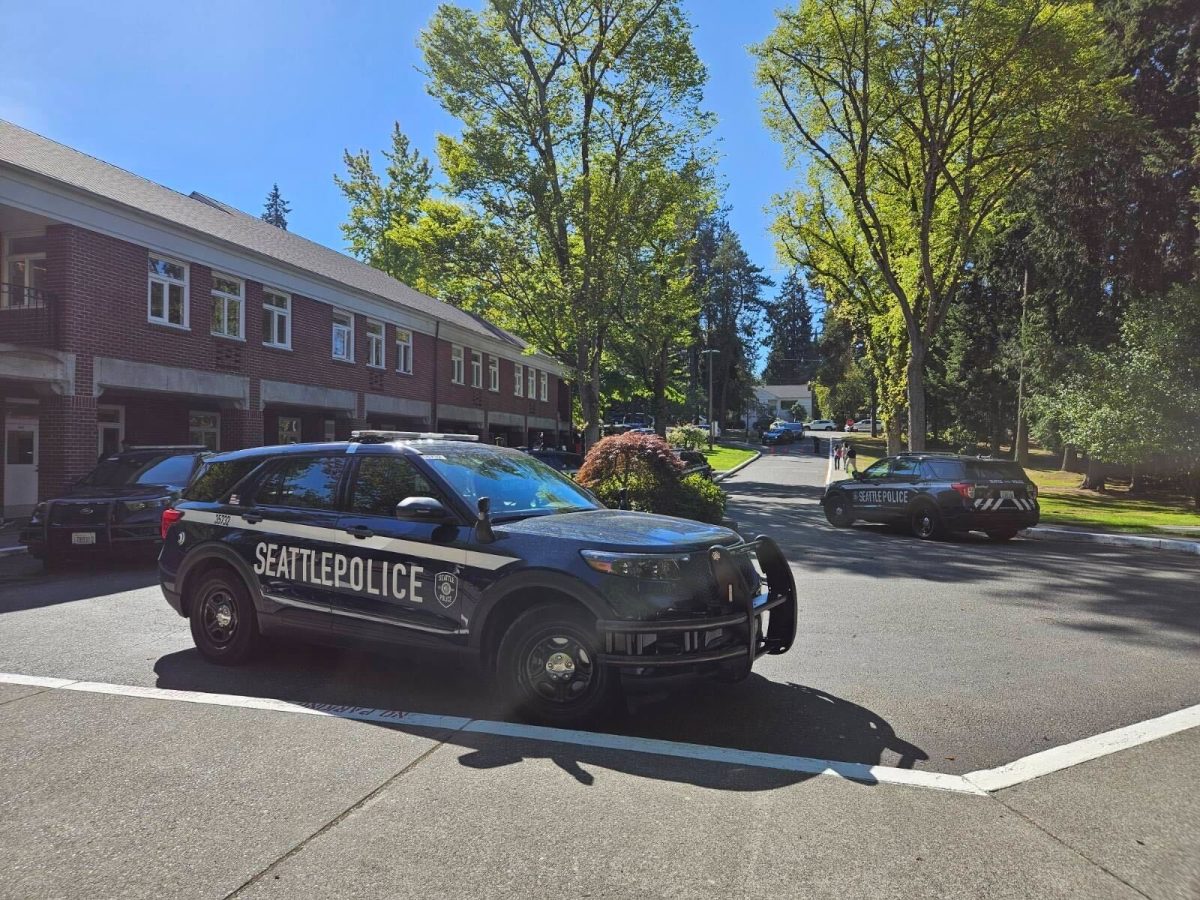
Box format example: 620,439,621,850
596,534,797,673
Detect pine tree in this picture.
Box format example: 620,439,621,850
261,184,291,230
762,269,815,384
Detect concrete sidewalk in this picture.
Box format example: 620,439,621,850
1,682,1195,899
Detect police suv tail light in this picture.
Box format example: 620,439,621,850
1028,484,1038,500
951,482,976,500
160,507,184,540
581,550,687,580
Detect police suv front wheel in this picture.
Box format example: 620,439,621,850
497,602,620,725
824,497,854,528
188,568,261,665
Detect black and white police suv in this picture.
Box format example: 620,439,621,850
159,432,797,723
22,445,209,568
822,453,1039,541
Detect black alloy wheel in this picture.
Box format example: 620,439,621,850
188,569,260,665
910,504,944,540
497,602,620,725
824,496,855,528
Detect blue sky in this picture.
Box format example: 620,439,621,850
0,0,794,291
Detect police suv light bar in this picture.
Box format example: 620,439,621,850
350,430,480,443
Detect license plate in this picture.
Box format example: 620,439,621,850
1000,491,1015,500
71,532,96,545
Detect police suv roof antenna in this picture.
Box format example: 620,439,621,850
475,496,495,544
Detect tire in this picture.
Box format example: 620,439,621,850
188,567,261,665
825,425,834,431
910,504,945,540
986,529,1019,542
496,601,620,726
824,496,855,528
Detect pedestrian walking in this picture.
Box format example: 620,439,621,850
833,442,842,470
845,442,857,474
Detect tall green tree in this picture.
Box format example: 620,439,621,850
335,122,434,286
261,183,290,229
420,0,711,445
761,269,816,384
755,0,1114,449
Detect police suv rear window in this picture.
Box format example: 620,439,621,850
185,459,261,502
254,456,347,510
924,459,966,479
966,460,1027,480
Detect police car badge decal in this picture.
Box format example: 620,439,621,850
435,572,459,608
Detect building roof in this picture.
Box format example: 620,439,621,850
0,120,529,353
759,383,812,398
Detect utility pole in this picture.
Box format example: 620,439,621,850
701,348,719,449
1015,268,1030,465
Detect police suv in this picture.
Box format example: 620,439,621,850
821,453,1039,541
159,432,797,723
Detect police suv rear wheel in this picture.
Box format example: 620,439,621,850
497,602,619,725
189,569,260,665
910,504,945,540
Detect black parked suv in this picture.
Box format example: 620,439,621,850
158,432,797,724
21,445,209,568
821,453,1039,541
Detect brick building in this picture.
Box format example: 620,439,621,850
0,121,570,518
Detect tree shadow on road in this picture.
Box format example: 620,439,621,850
153,646,925,792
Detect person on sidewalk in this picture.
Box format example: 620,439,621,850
845,442,857,475
833,443,842,470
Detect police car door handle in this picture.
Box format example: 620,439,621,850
241,512,263,524
345,525,374,539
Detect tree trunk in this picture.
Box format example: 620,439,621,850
651,344,669,438
579,345,602,450
906,345,927,450
1081,457,1107,492
886,417,903,455
1014,397,1029,466
1061,444,1078,472
1128,465,1148,496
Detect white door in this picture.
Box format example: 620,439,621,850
4,417,39,516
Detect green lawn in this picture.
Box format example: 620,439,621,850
703,444,758,472
826,439,1200,534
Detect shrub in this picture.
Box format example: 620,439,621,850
577,432,683,490
673,473,727,524
666,424,708,451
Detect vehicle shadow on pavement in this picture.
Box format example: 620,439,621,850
0,555,158,614
154,647,925,792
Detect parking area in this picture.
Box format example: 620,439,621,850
1,449,1198,898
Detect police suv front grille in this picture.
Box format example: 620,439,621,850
48,501,112,526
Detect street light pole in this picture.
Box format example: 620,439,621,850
700,348,719,448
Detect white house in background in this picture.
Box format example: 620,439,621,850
750,383,813,425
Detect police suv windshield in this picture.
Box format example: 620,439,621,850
78,452,197,488
421,448,600,520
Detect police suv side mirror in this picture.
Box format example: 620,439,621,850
853,471,865,481
395,496,452,522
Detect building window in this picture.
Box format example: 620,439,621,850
514,362,524,397
189,411,221,451
396,328,413,374
332,311,353,361
278,416,302,445
210,273,244,339
97,405,124,456
366,320,385,368
527,366,536,399
148,254,188,328
324,419,337,442
471,350,483,388
488,356,499,392
3,235,47,310
539,370,548,402
451,345,464,384
262,290,290,348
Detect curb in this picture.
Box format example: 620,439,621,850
714,450,762,483
1024,525,1200,556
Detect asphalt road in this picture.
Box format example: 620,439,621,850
1,450,1198,898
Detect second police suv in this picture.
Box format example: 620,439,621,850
159,431,797,723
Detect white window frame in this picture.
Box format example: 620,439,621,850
366,319,386,369
262,289,291,349
97,404,125,456
488,356,499,392
514,362,524,397
332,310,354,361
470,350,483,388
396,328,414,374
527,366,536,399
323,419,337,442
210,272,245,340
451,345,464,384
2,232,47,310
539,370,548,402
189,410,221,451
278,415,302,445
147,253,189,329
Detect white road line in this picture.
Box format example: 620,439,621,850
964,702,1200,792
0,671,980,794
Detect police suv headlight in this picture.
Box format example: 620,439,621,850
580,550,691,580
118,496,171,519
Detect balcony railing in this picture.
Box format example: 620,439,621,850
0,283,58,347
